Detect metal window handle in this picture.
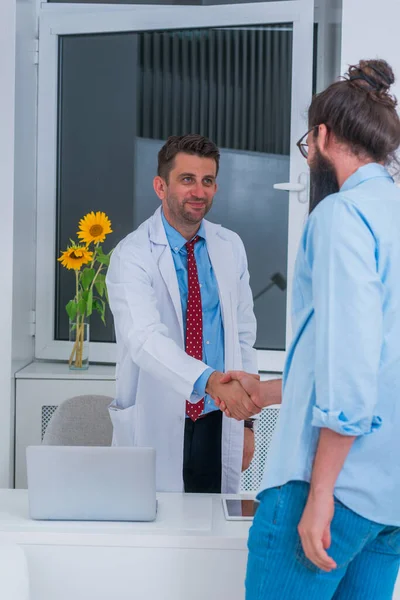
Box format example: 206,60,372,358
273,183,305,192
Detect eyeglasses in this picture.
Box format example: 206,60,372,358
296,125,318,159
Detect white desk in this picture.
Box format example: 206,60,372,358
1,490,400,600
0,490,251,600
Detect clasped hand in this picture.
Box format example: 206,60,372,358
205,370,262,421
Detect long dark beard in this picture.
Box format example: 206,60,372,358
309,149,339,214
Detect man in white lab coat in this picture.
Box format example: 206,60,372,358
106,134,261,493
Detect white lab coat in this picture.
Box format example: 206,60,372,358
106,207,257,492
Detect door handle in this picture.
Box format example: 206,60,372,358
273,172,309,204
273,183,305,192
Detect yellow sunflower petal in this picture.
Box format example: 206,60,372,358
58,245,93,270
77,211,113,245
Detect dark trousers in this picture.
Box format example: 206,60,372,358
183,409,222,493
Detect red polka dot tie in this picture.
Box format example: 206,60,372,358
185,236,205,422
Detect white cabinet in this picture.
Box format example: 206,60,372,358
15,362,116,488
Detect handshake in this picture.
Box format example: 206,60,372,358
205,371,282,421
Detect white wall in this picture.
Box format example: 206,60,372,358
10,0,37,488
12,0,36,375
0,0,17,488
341,0,400,102
315,0,343,91
0,0,36,488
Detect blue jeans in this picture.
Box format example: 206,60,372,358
246,481,400,600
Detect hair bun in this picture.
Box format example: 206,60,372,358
347,59,396,107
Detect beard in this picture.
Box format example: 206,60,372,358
309,149,339,214
166,193,213,225
182,198,213,223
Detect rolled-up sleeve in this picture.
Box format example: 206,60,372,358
312,406,382,435
306,195,383,437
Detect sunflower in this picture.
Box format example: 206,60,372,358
77,211,112,245
58,244,93,270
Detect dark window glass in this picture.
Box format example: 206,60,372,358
55,25,292,350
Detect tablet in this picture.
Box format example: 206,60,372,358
222,498,259,521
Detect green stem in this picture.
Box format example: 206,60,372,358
89,263,103,293
89,242,99,270
75,269,79,303
75,270,80,367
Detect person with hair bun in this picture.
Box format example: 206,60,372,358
245,59,400,599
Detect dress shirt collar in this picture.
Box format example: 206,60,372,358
161,210,205,254
340,162,393,193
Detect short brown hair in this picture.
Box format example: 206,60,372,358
157,134,220,182
308,59,400,165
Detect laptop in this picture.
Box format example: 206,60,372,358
26,445,157,522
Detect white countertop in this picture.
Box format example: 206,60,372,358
15,361,116,380
14,361,281,381
0,490,252,550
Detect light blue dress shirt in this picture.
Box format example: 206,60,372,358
260,163,400,526
161,211,224,415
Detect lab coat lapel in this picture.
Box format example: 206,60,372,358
149,208,184,338
203,220,236,370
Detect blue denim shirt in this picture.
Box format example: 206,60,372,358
260,163,400,526
161,211,224,415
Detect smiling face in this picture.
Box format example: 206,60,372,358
153,152,218,237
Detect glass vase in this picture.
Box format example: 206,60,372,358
68,316,90,370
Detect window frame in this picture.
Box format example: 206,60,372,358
35,0,314,370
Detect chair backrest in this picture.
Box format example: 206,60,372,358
42,395,113,446
0,545,30,599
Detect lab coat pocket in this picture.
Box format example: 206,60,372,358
108,403,137,446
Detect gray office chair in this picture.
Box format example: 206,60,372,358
42,395,113,446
